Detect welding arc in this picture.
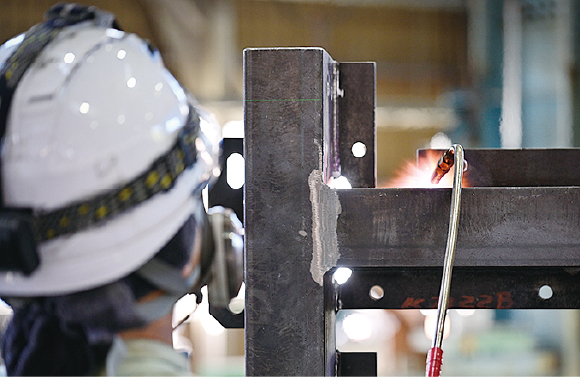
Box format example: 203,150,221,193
426,144,464,377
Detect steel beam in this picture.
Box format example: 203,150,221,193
335,186,580,268
419,148,580,187
338,267,580,310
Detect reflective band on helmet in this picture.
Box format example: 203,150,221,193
36,106,200,242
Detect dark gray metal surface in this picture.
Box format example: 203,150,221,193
338,63,376,188
335,186,580,268
338,267,580,310
244,48,336,376
337,352,377,376
419,148,580,187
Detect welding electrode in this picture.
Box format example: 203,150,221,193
426,144,465,377
430,149,455,184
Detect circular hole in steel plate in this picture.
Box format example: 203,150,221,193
538,284,553,300
369,285,384,301
351,142,367,158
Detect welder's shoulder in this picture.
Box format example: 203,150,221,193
97,337,192,376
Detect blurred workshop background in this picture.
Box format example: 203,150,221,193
1,0,580,375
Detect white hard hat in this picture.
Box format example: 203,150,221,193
0,20,221,296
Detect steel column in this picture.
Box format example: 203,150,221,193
244,48,337,376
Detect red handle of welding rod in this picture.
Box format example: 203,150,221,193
425,347,444,377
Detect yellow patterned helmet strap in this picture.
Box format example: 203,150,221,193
38,106,200,242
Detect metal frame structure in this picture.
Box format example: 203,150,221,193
244,47,580,376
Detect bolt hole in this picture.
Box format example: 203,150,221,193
369,285,384,301
539,284,553,300
351,142,367,158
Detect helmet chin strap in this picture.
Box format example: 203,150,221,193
133,257,201,324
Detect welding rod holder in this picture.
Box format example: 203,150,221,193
427,144,464,377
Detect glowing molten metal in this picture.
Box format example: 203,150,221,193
382,149,469,188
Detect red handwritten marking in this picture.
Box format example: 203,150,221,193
429,297,455,309
401,297,425,309
401,292,514,309
459,295,475,308
497,291,514,309
476,295,493,308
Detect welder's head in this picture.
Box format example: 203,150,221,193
0,3,224,301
